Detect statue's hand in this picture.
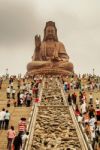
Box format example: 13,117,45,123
35,35,41,49
51,56,60,61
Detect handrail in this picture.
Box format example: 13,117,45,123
23,79,44,150
80,124,93,150
71,104,93,150
24,105,38,150
58,79,91,150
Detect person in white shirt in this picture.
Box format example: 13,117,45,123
21,131,29,149
89,93,93,104
96,98,100,109
22,132,29,143
6,87,11,99
20,93,24,99
5,110,10,130
19,93,24,106
80,102,87,114
0,108,6,129
77,114,83,123
89,115,96,129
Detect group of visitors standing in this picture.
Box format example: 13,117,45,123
6,76,41,108
0,108,10,130
7,117,29,150
63,74,100,149
0,74,42,150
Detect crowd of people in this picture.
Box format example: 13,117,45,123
0,108,10,130
6,76,42,108
63,74,100,149
63,74,100,92
0,73,100,149
0,75,42,150
7,117,29,150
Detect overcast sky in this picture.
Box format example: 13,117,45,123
0,0,100,76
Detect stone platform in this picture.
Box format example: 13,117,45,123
27,68,73,76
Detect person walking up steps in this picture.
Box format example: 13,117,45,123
13,133,22,150
12,88,16,99
6,87,11,99
5,110,10,130
18,118,27,135
7,126,16,150
0,108,6,129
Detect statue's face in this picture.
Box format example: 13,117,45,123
45,26,56,40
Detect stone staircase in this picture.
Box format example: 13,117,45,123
30,78,84,150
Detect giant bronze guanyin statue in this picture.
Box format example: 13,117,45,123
27,21,74,76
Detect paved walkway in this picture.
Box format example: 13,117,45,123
0,80,31,149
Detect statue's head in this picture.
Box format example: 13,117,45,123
43,21,58,41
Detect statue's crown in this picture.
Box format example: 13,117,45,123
46,21,55,27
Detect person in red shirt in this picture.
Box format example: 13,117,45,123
18,118,27,135
72,92,77,105
34,97,39,103
96,108,100,121
75,105,80,116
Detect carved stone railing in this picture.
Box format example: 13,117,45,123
23,78,44,150
58,79,93,150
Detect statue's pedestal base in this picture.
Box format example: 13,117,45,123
26,68,74,76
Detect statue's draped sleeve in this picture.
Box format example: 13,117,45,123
40,42,47,60
58,42,69,60
53,42,59,58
